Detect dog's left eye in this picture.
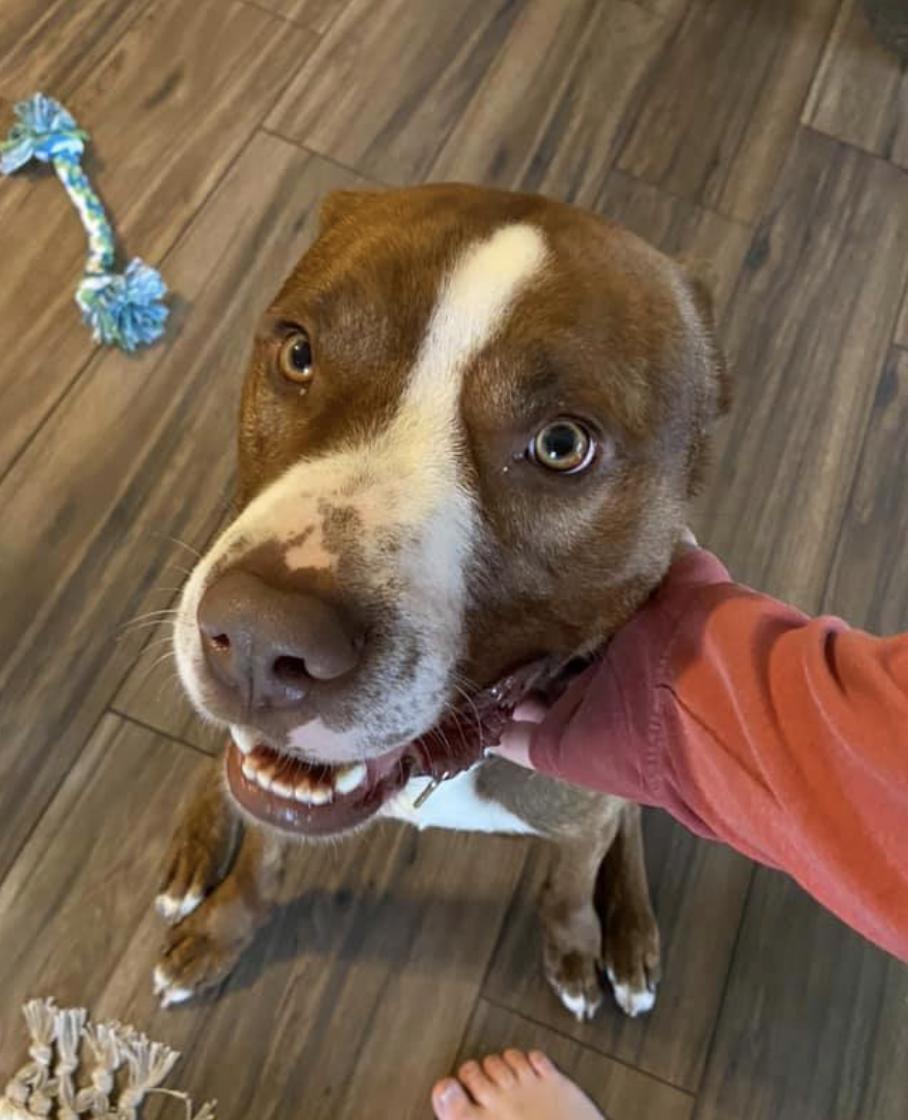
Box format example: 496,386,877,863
530,419,595,474
278,331,314,385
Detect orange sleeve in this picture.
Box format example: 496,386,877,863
530,549,908,962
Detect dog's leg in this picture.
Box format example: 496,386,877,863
600,801,661,1018
540,815,619,1023
154,823,285,1006
152,763,285,1006
156,763,241,923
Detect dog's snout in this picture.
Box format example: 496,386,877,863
197,569,361,708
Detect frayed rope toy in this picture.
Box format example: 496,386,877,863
1,94,168,351
1,998,215,1120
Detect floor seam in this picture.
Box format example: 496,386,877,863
258,126,389,185
236,0,320,33
688,865,756,1114
480,992,696,1097
108,707,216,757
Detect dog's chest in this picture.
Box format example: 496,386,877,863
381,767,540,835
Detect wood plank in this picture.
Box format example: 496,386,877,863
593,169,752,318
804,0,908,169
0,137,369,881
0,714,200,1056
617,0,841,222
245,0,347,35
483,813,751,1091
632,0,689,16
266,0,525,183
0,0,305,477
823,349,908,631
695,868,908,1120
0,0,147,98
0,714,528,1119
694,129,908,612
113,518,230,755
427,0,670,206
896,280,908,351
458,1000,694,1120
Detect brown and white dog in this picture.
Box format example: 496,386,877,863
154,184,728,1021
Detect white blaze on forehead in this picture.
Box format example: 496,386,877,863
361,221,549,525
409,222,549,411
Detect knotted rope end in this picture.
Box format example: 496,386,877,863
76,259,169,351
0,93,87,174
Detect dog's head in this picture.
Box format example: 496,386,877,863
174,184,728,836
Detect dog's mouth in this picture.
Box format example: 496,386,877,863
224,656,561,836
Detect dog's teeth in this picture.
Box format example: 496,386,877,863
272,779,294,798
256,769,275,792
230,727,258,755
241,760,257,781
293,782,333,805
334,763,366,795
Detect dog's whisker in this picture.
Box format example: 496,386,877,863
162,563,194,579
135,635,176,657
163,534,202,559
130,649,178,695
122,607,180,626
119,609,180,635
450,680,484,747
426,725,456,771
115,620,176,644
154,669,182,707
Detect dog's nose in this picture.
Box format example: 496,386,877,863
197,569,361,708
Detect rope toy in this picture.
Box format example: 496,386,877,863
1,998,215,1120
1,94,168,351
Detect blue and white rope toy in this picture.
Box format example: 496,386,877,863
1,93,168,351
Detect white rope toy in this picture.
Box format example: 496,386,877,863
1,94,168,351
1,999,215,1120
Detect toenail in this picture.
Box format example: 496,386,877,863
434,1079,467,1109
529,1050,555,1076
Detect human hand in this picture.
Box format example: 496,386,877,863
488,697,549,770
490,529,698,771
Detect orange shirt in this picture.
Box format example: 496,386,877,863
531,549,908,962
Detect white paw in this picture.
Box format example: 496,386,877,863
556,984,602,1023
155,890,202,924
153,964,194,1009
607,967,657,1018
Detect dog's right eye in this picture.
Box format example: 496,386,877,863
278,331,314,386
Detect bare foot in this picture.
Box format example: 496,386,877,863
432,1050,605,1120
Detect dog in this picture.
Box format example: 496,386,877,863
152,183,728,1021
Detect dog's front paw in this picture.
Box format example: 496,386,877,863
543,945,603,1023
154,906,252,1007
603,908,660,1018
156,788,240,924
153,824,281,1008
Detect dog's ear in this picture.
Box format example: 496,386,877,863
675,256,732,497
677,255,732,418
318,189,385,233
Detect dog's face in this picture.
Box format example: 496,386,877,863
174,184,727,836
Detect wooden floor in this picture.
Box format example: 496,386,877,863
1,1,907,1116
